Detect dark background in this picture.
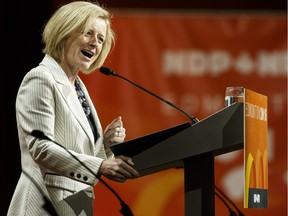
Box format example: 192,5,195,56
1,0,286,215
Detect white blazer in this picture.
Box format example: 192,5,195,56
8,54,109,216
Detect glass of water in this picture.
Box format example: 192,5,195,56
225,86,244,107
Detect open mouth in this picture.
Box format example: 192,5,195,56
81,50,94,59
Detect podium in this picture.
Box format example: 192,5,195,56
111,103,244,216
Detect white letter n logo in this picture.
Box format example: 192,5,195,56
254,194,261,203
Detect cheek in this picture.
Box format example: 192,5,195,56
96,44,103,54
94,49,102,60
66,45,78,59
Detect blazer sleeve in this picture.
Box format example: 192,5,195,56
16,67,104,186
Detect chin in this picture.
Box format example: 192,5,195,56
80,63,91,70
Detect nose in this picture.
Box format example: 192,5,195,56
89,36,97,48
89,37,102,52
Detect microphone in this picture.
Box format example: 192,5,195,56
99,66,199,125
31,130,134,216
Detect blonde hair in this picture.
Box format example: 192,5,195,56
42,1,115,73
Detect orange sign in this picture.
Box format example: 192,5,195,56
244,89,268,208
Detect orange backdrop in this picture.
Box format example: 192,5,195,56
80,11,287,216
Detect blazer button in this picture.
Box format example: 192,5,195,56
76,173,81,178
70,172,74,177
83,176,88,181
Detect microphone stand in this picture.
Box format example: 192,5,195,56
99,67,199,125
116,74,199,125
215,186,245,216
99,179,133,216
215,191,238,216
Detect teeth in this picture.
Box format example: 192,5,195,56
81,50,93,58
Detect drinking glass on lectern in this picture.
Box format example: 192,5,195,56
225,86,244,107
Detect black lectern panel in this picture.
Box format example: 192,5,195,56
111,103,243,176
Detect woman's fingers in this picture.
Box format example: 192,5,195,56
100,157,140,182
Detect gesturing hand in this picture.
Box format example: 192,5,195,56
104,116,126,148
99,155,140,183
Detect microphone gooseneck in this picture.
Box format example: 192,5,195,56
215,186,245,216
31,130,134,216
31,130,49,140
99,66,199,125
215,191,238,216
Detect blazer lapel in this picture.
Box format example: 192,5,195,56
59,83,95,146
41,55,95,146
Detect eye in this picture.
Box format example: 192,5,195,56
85,31,93,36
98,36,105,44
